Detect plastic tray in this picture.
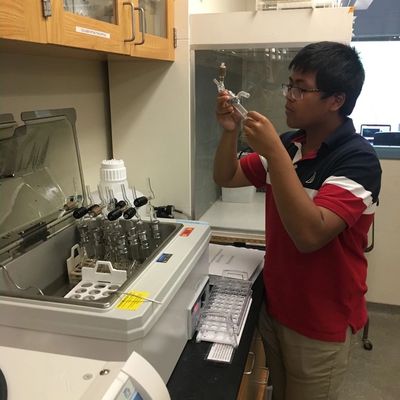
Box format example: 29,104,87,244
64,260,127,301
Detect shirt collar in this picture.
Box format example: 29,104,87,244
322,118,356,149
290,118,356,153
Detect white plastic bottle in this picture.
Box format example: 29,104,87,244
99,159,131,202
91,159,144,216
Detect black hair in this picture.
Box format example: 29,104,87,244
289,41,365,116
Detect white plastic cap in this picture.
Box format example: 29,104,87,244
100,159,127,182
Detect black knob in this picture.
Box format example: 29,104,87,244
123,207,137,220
116,200,127,209
107,209,123,221
134,196,148,208
73,207,88,219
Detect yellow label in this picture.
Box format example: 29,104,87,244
117,291,150,310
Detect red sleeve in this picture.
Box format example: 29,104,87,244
240,153,268,188
314,181,370,227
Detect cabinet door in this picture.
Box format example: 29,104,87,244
127,0,174,61
0,1,47,43
237,330,269,400
46,0,131,55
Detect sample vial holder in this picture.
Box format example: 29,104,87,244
196,277,252,347
66,243,93,284
65,260,127,301
66,242,136,286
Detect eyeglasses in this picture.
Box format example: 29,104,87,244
281,83,320,101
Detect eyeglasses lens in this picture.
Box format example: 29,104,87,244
282,85,302,100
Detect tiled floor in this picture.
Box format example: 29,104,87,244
340,306,400,399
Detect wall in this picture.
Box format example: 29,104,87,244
0,52,112,187
366,161,400,306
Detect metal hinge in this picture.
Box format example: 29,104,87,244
42,0,52,17
173,27,177,48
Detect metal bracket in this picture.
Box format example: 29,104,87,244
42,0,52,17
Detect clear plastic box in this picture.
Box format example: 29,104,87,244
196,277,252,347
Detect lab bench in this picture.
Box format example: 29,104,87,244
167,273,265,400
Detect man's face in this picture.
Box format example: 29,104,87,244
284,70,333,130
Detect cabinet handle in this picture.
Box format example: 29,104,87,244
123,3,145,45
136,7,146,45
243,351,255,375
123,2,136,42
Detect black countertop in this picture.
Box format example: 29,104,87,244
167,275,264,400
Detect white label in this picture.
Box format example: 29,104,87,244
76,26,110,39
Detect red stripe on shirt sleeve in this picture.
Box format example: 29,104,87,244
314,183,367,227
240,153,267,188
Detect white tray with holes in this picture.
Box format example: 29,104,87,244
64,260,127,301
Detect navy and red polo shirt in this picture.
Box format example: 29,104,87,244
240,118,382,342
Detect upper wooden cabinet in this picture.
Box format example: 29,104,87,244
0,0,175,61
0,1,47,43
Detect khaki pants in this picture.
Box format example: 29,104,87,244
258,304,354,400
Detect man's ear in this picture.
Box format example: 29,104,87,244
330,93,346,112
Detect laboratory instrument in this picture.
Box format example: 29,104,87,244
0,345,170,400
0,108,210,382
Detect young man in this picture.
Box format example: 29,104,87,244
214,41,381,400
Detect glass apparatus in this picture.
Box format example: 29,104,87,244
213,62,250,119
72,177,163,279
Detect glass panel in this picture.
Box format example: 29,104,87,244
139,0,167,37
63,0,117,24
0,109,84,250
351,41,400,156
193,48,299,220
